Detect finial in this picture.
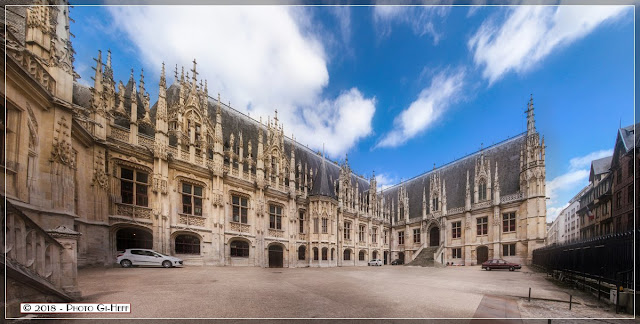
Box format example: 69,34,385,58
218,93,221,103
106,49,111,68
174,64,178,80
161,62,165,77
181,66,184,81
130,68,134,80
433,163,436,170
191,58,198,81
480,142,483,151
274,109,278,124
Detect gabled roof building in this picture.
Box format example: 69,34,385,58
2,2,547,272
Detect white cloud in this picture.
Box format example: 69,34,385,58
545,148,612,220
569,149,613,170
377,68,465,148
375,173,398,191
372,5,450,44
107,6,375,157
546,169,589,205
547,203,569,222
468,5,630,85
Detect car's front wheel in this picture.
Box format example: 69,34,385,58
509,266,515,271
120,259,132,268
162,260,172,268
486,267,491,271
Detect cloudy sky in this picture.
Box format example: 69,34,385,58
69,4,634,221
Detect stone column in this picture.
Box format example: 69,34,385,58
47,225,81,298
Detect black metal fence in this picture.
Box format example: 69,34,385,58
532,230,635,289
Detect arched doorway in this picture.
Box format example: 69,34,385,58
398,252,405,264
429,226,440,246
477,246,489,264
269,245,284,268
116,227,153,251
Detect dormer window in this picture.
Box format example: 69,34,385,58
479,179,487,201
432,197,439,211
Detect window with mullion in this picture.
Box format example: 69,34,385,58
398,231,404,245
232,195,249,223
269,205,282,230
413,228,421,243
299,211,305,233
322,218,328,233
502,212,516,233
452,221,461,239
476,217,488,236
120,167,149,207
344,222,351,240
182,183,203,216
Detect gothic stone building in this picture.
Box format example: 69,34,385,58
2,2,547,271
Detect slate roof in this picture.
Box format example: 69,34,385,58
381,133,526,220
72,82,92,109
590,156,612,178
619,123,638,153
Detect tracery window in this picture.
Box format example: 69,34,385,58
371,227,378,244
120,167,148,207
182,183,203,216
232,195,248,223
358,225,366,243
432,197,439,211
413,228,421,243
269,205,282,230
230,240,249,257
398,231,405,245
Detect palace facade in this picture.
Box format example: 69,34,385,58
2,2,547,272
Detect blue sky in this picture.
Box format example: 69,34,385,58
69,5,634,221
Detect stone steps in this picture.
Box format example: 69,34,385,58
405,246,440,267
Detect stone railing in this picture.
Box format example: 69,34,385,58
178,213,206,227
268,229,284,238
7,47,56,94
180,151,190,161
500,191,524,204
229,222,250,233
167,145,178,158
298,233,307,241
448,207,465,214
407,217,421,225
110,125,130,142
395,220,406,226
195,156,203,166
473,200,492,210
115,203,152,220
231,168,239,177
3,200,81,312
138,134,154,148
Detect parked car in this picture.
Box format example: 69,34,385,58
481,259,521,271
116,249,183,268
368,259,383,266
391,259,404,265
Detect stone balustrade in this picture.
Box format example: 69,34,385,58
229,222,250,233
115,203,152,220
500,191,524,204
268,229,284,238
110,125,130,142
448,207,465,214
178,213,206,227
138,134,154,148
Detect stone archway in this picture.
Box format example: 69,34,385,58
429,226,440,246
268,244,284,268
115,227,153,252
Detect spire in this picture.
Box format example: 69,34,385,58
191,58,198,86
103,49,113,82
92,50,103,90
129,68,137,97
159,62,166,89
174,64,179,82
180,66,185,83
526,94,536,136
139,68,145,95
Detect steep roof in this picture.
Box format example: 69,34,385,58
381,133,526,220
589,156,612,182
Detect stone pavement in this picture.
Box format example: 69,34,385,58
470,295,522,324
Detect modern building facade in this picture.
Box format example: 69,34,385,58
2,2,547,271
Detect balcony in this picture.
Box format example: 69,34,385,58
229,222,250,233
115,203,152,220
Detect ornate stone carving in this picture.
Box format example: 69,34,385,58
50,116,74,167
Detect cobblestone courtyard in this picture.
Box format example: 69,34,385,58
64,265,629,321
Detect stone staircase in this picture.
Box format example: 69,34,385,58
405,246,440,267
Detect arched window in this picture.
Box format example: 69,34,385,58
359,250,366,261
313,247,319,260
343,249,351,261
321,247,328,260
230,240,249,257
479,179,487,201
298,246,306,260
175,234,200,254
372,251,378,259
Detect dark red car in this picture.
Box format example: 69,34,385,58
481,259,521,271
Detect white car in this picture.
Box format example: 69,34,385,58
116,249,183,268
368,259,383,266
